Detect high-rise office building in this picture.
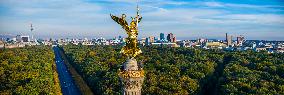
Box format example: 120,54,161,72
237,35,245,46
160,33,165,40
226,33,232,46
167,33,174,42
149,36,155,43
225,33,228,42
145,38,150,45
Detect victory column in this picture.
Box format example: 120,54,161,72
110,2,144,95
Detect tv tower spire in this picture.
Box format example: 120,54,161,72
30,23,34,32
30,23,34,41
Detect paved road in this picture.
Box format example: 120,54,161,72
53,46,80,95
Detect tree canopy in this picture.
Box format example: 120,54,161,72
62,45,284,95
0,46,61,95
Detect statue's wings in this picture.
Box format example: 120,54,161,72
110,14,128,28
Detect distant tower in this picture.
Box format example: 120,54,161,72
225,33,228,44
145,37,150,45
160,33,165,41
167,33,174,42
226,33,232,46
30,23,34,41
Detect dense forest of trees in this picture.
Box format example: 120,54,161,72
62,45,283,95
0,46,61,94
1,45,282,94
219,51,284,94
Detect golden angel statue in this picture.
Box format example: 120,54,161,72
110,10,142,58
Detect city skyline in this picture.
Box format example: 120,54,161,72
0,0,284,40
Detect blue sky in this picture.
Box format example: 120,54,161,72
0,0,284,40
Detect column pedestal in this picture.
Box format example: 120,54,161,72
119,58,144,95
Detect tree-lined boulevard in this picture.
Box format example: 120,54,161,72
53,46,80,95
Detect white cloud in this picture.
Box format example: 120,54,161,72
201,1,284,12
199,14,284,25
204,2,224,7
